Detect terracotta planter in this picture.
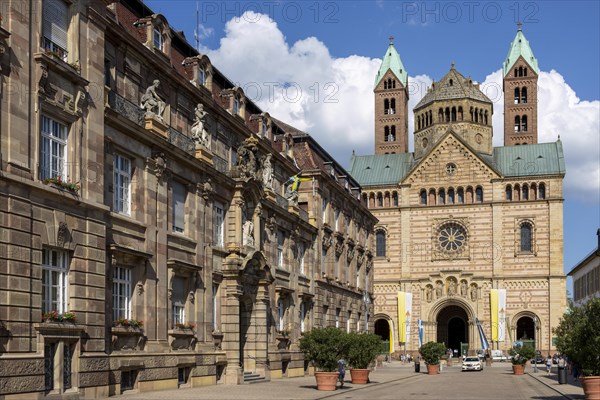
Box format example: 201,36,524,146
350,369,370,384
426,364,439,375
512,364,525,375
582,376,600,400
315,372,339,391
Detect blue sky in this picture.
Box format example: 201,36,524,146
146,1,600,284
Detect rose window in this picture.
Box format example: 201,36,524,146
438,223,466,252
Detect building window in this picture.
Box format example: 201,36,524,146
277,299,284,331
277,230,285,268
198,68,206,86
213,202,225,246
522,184,529,200
323,305,328,326
514,88,520,104
212,284,218,330
420,190,427,205
172,276,186,327
438,189,445,205
538,183,546,199
475,187,483,203
121,370,137,393
172,182,186,233
448,189,455,204
393,192,399,206
178,367,191,386
520,222,533,252
113,266,132,320
506,185,513,201
322,198,328,223
153,28,164,51
300,302,306,333
44,343,56,390
113,154,132,215
40,115,68,181
346,311,351,333
233,97,240,115
298,241,305,275
335,308,340,328
42,0,69,61
376,230,386,257
514,115,521,132
42,248,69,313
377,194,383,207
521,115,528,132
521,87,528,103
457,188,464,204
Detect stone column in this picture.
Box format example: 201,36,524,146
222,271,243,384
255,281,270,379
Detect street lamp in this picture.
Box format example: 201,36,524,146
533,316,539,373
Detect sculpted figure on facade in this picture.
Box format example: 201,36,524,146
460,280,468,297
141,79,166,121
470,284,478,302
448,278,457,296
435,280,443,298
236,137,259,180
426,285,433,303
285,184,299,207
260,153,274,189
191,103,210,148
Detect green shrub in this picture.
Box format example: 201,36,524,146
344,332,383,369
509,344,535,365
419,341,446,365
299,327,348,372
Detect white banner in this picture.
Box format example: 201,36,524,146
498,289,507,342
405,292,413,344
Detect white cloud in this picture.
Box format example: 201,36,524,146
203,12,599,202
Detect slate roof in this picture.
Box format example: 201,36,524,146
374,42,408,88
503,27,540,77
348,153,415,186
414,67,492,110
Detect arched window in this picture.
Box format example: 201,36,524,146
420,190,427,205
439,189,446,205
524,68,528,76
520,222,533,252
384,126,390,141
466,187,474,203
521,87,527,103
514,184,521,201
475,187,483,203
531,183,537,200
384,80,388,89
522,184,529,200
521,115,528,132
390,126,396,141
392,80,396,88
448,188,455,204
417,116,421,130
514,87,520,104
362,193,368,207
384,99,390,114
514,68,518,78
377,193,383,207
390,98,396,114
470,107,474,121
451,107,457,121
538,183,546,199
474,108,479,123
449,79,453,86
392,192,398,206
445,108,450,122
429,189,436,205
514,115,521,132
457,188,464,204
518,66,524,77
458,107,463,121
376,230,386,257
439,108,444,122
484,111,488,125
506,185,513,201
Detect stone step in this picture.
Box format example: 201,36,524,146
243,372,266,384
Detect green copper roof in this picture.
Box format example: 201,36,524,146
374,40,408,88
348,153,414,186
493,141,565,177
503,27,540,77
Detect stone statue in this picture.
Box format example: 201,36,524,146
236,137,258,180
191,103,210,148
448,279,457,296
435,281,443,298
470,285,478,302
285,184,299,207
243,219,254,247
426,286,433,303
140,80,166,121
460,281,468,297
261,154,274,189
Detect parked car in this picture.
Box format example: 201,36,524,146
531,351,544,364
491,350,509,362
462,356,484,371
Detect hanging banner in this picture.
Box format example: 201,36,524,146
418,319,424,348
498,289,507,342
388,319,394,354
397,292,405,342
490,289,498,342
476,318,490,350
405,292,412,344
506,316,513,343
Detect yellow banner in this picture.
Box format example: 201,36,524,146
397,292,406,342
388,320,394,353
490,289,498,342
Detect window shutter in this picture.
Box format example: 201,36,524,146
173,182,186,232
43,0,69,51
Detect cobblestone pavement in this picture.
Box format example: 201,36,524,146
106,362,582,400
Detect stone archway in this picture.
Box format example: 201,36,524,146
374,318,390,341
516,316,535,341
436,305,469,353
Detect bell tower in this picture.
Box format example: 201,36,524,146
374,36,409,154
503,24,539,145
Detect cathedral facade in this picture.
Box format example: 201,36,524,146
349,28,567,356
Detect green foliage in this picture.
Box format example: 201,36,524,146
299,327,348,372
553,298,600,376
343,332,383,369
419,341,446,365
509,344,536,365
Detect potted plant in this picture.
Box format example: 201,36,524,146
419,341,446,375
343,332,383,384
554,298,600,399
509,344,536,375
299,327,348,391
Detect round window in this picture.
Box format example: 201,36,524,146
438,223,466,252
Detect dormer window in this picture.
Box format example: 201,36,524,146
261,120,268,137
198,68,206,86
233,97,240,115
153,28,164,51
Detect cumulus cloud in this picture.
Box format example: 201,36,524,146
203,12,599,202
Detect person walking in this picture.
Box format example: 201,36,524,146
338,358,346,388
545,356,552,375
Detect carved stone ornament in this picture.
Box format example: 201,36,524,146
347,246,355,262
147,152,167,179
191,103,210,148
470,284,478,302
260,153,274,189
425,285,434,303
356,251,365,266
140,79,166,121
322,233,333,250
137,282,144,296
56,222,69,247
266,215,276,236
199,177,213,200
334,238,345,257
285,185,299,207
236,136,259,180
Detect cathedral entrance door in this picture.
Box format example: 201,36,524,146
436,305,469,354
374,318,391,350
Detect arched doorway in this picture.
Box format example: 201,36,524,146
436,305,468,354
516,316,535,341
374,318,390,341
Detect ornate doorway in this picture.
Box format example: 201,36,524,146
374,318,390,341
436,305,469,353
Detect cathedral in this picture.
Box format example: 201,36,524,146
348,26,567,356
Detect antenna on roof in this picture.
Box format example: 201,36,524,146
194,0,200,52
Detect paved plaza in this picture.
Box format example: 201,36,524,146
106,362,585,400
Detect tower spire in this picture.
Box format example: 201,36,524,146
389,35,394,45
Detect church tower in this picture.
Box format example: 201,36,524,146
374,37,409,154
503,24,539,145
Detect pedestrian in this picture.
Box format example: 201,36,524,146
545,355,552,375
337,358,346,388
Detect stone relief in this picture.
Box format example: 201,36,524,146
447,277,458,296
435,280,443,298
460,280,468,297
285,184,299,207
140,79,166,121
322,233,333,250
260,153,274,189
426,285,433,303
470,284,478,302
191,103,210,148
236,137,259,180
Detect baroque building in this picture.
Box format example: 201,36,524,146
0,0,375,398
348,26,567,357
